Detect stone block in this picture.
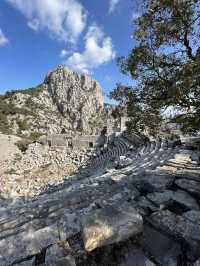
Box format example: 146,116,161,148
82,203,143,252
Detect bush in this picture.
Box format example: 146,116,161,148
0,114,12,134
3,84,44,98
15,139,32,152
0,96,37,134
17,119,28,131
0,99,35,116
29,132,43,141
14,153,22,161
4,168,17,175
15,132,43,152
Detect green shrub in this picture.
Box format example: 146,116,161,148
15,132,43,152
17,119,28,131
14,153,22,161
0,96,37,134
4,168,17,175
3,84,44,98
0,99,35,116
0,113,12,134
15,139,32,152
29,132,43,141
0,85,44,134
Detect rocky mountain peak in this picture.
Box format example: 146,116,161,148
43,65,105,132
0,65,107,136
44,65,75,83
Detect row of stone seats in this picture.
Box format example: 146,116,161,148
33,138,175,203
77,136,131,177
0,137,140,265
0,137,200,265
112,139,173,175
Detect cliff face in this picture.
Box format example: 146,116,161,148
0,65,106,136
44,65,104,132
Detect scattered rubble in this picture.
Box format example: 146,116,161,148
0,136,200,265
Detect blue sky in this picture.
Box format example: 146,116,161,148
0,0,139,101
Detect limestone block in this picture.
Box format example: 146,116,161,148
82,203,143,252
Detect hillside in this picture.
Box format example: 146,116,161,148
0,65,106,138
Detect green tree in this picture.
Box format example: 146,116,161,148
111,0,200,135
110,84,162,135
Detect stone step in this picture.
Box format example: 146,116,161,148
82,203,143,252
148,210,200,259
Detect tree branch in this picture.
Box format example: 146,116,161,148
183,30,195,60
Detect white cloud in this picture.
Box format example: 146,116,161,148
0,29,9,46
6,0,87,43
109,0,120,14
28,19,40,31
65,24,115,74
60,49,71,57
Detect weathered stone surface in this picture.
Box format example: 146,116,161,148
191,152,200,163
149,210,200,257
147,189,199,211
1,65,106,136
175,179,200,197
120,249,156,266
175,152,192,161
45,242,74,266
57,211,81,240
143,225,181,266
15,257,35,266
0,134,21,175
45,243,67,262
137,196,158,214
183,210,200,225
44,65,104,134
0,224,60,265
115,156,132,169
0,136,199,265
130,173,175,192
54,255,76,266
153,174,174,190
82,204,143,252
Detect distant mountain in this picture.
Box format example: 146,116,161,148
0,65,107,138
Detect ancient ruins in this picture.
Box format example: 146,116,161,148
0,66,200,266
0,132,200,265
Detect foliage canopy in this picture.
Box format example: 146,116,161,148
111,0,200,135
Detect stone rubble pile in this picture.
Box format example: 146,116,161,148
11,143,90,173
0,136,200,265
0,141,92,199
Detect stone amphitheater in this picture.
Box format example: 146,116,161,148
0,133,200,266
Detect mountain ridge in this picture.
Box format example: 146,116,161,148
0,65,108,138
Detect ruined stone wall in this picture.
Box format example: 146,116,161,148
39,134,106,149
72,135,106,149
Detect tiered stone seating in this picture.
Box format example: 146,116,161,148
0,136,200,265
77,136,131,177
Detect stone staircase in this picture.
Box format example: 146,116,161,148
0,136,200,265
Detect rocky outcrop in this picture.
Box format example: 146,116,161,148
0,65,106,136
0,137,200,265
44,65,104,133
0,134,21,175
